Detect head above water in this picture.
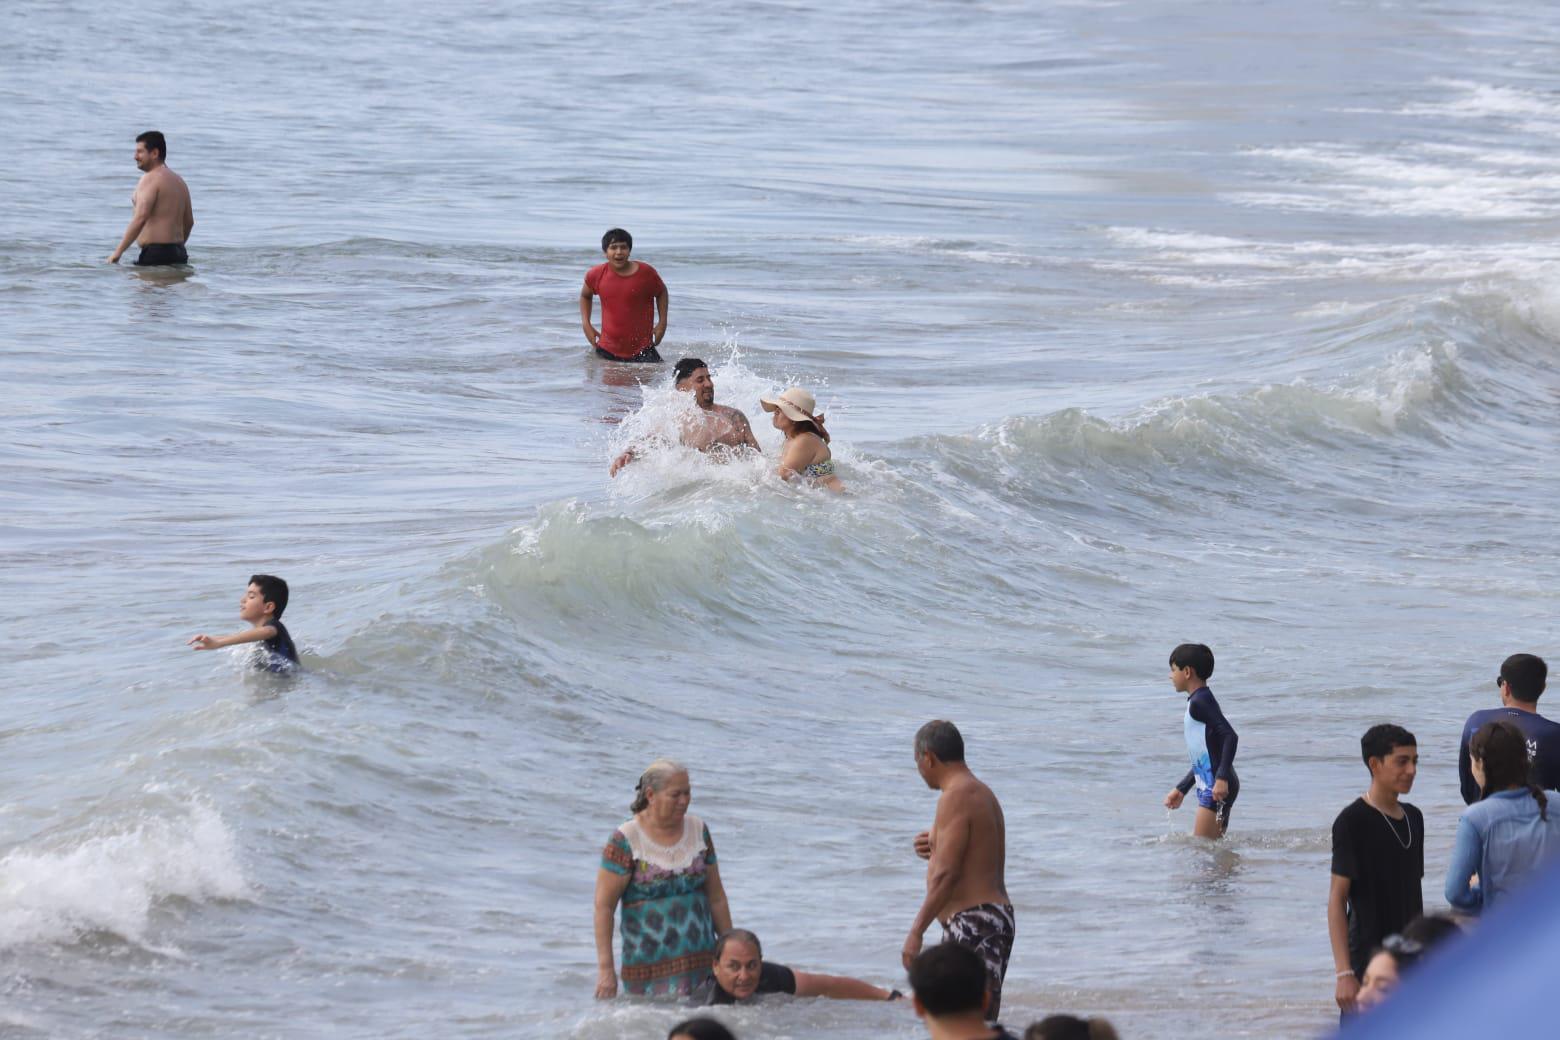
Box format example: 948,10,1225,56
1024,1015,1121,1040
914,720,966,789
1500,653,1548,704
673,358,715,408
1169,643,1215,690
666,1018,737,1040
247,574,288,620
1360,723,1417,791
600,228,632,253
711,929,764,1000
908,942,988,1019
629,758,689,815
135,130,166,170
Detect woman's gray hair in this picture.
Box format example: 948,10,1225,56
630,758,689,814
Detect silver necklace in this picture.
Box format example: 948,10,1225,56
1365,794,1412,850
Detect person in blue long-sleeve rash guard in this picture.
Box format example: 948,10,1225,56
1162,643,1240,838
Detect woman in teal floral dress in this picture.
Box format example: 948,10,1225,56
594,760,732,997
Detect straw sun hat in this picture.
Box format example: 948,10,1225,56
760,387,825,425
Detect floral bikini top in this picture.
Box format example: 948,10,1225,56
801,458,836,479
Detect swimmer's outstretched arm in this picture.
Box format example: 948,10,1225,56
188,625,276,651
792,970,899,1001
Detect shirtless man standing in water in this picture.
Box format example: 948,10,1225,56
903,720,1015,1021
609,357,761,475
108,131,193,267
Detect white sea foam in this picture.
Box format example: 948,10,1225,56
0,803,247,950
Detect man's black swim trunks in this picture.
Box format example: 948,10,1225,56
594,345,662,363
135,243,189,266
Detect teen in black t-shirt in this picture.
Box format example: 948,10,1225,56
1328,724,1423,1016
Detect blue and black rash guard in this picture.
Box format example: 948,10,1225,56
1175,686,1239,797
258,619,299,673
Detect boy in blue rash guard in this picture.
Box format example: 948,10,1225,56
188,574,299,673
1161,643,1239,837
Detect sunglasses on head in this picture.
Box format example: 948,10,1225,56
1382,934,1424,960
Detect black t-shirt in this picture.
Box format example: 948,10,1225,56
261,620,299,672
692,961,797,1005
1331,797,1424,974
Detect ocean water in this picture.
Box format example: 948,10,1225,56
3,1,1559,1037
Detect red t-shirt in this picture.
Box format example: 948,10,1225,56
585,261,666,357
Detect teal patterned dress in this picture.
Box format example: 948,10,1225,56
600,813,718,996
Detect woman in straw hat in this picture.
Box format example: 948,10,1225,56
760,387,845,492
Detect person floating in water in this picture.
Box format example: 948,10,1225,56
690,928,902,1005
107,131,193,267
1162,642,1239,837
187,574,298,673
761,387,845,492
580,227,668,362
610,358,761,475
904,720,1014,1022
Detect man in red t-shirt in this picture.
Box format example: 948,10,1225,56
579,228,669,362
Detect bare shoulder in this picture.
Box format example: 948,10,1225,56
716,404,751,425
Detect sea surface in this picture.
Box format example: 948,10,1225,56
3,1,1559,1037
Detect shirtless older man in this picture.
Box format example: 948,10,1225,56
108,131,193,267
609,357,761,476
903,720,1014,1021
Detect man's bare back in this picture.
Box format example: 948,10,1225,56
133,166,193,246
923,772,1008,923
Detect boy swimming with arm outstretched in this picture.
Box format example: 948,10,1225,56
188,574,299,672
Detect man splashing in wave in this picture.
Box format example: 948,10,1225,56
610,358,761,476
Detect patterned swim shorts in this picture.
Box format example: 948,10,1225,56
942,901,1016,1020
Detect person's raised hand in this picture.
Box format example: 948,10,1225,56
188,634,218,650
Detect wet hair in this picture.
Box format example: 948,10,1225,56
914,720,965,764
601,227,632,252
1501,653,1548,703
136,130,166,159
673,357,708,385
667,1018,737,1040
248,574,289,619
1472,720,1547,819
790,418,830,444
1025,1015,1121,1040
908,943,988,1016
629,758,687,814
1400,913,1462,951
1361,723,1415,768
713,929,762,961
1169,643,1215,680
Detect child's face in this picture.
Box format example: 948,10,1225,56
1169,664,1195,693
239,583,274,625
603,240,632,266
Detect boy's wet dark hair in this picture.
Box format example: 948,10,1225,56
1501,653,1548,702
666,1018,737,1040
1361,723,1415,767
1169,643,1215,679
908,942,987,1016
673,357,708,385
914,720,965,764
601,227,632,251
249,574,289,619
136,130,166,159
